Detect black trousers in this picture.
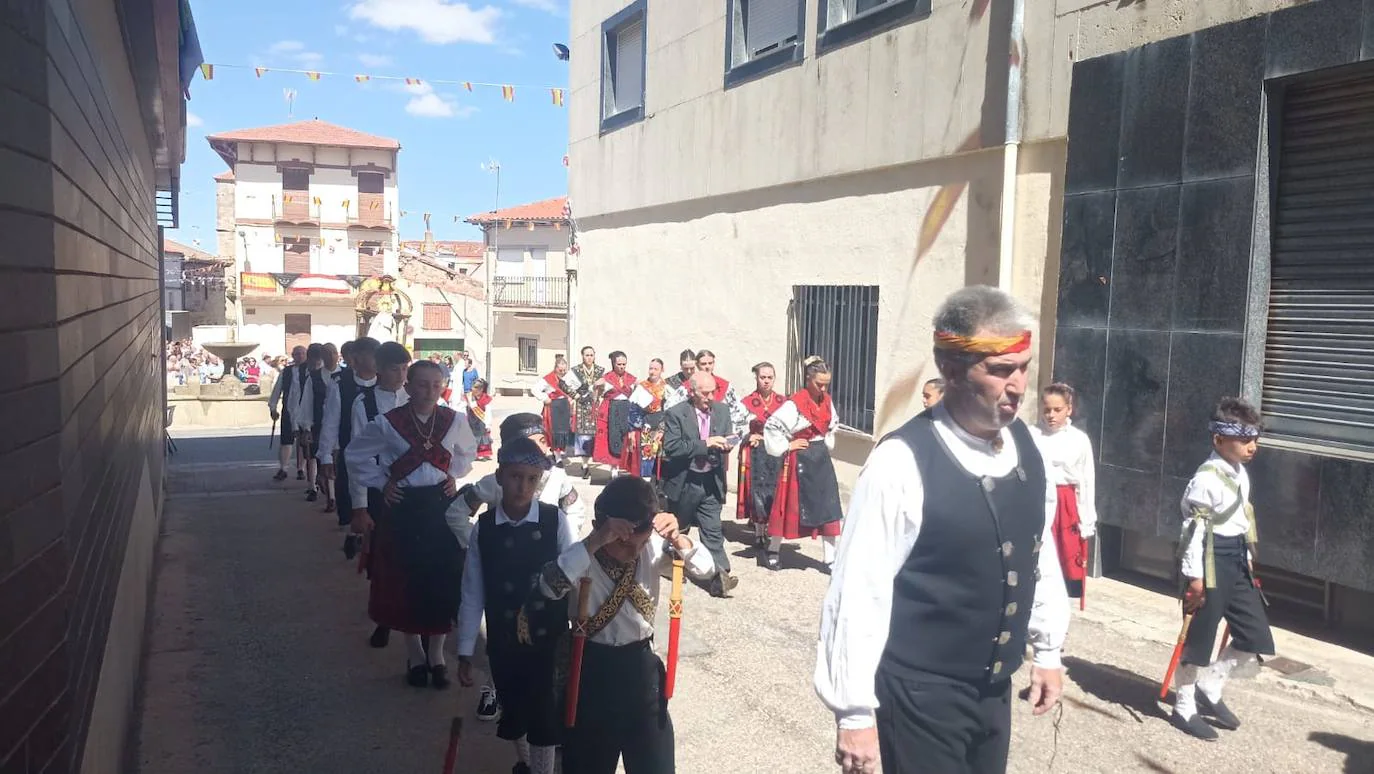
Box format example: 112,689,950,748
671,472,728,573
562,640,673,774
1182,535,1275,666
875,667,1012,774
488,642,561,747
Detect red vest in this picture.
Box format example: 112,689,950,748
384,405,458,481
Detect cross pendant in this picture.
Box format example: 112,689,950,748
423,441,432,450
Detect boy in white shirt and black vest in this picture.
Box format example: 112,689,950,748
456,437,578,774
1171,397,1274,741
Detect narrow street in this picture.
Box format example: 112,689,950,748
131,416,1374,774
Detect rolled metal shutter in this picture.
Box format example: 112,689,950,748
1264,68,1374,450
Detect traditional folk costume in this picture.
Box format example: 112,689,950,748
533,370,577,457
537,532,715,773
1171,432,1274,739
762,389,843,567
468,391,494,459
456,449,579,774
816,328,1070,774
269,361,302,477
318,369,378,527
293,365,330,500
1030,420,1097,599
346,396,477,687
625,379,668,479
592,371,638,471
463,464,587,538
571,362,605,461
735,390,786,546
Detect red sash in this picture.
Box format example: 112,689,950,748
790,389,832,440
714,376,731,401
743,391,785,435
384,405,457,482
604,371,637,398
544,372,569,400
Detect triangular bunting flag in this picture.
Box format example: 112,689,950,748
551,88,564,106
355,74,370,83
502,85,515,101
503,220,513,230
562,155,569,167
255,67,268,78
527,222,535,231
405,78,422,86
200,63,213,80
312,196,322,206
342,275,367,289
306,71,321,81
342,199,351,210
553,222,562,231
270,273,301,289
463,82,473,92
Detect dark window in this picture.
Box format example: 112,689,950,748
518,336,539,373
282,167,310,191
817,0,929,53
600,1,647,133
725,0,805,87
1262,67,1374,454
284,313,311,352
357,171,385,194
790,285,878,433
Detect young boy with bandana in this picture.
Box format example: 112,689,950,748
1171,397,1274,740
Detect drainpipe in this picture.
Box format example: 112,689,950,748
997,0,1025,292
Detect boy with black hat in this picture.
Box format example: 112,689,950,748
456,436,578,774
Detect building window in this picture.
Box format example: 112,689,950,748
284,313,312,352
1260,67,1374,454
600,0,647,134
423,303,453,331
282,236,311,274
518,336,539,373
817,0,929,53
725,0,805,88
791,285,879,434
357,241,384,276
282,167,310,191
357,171,384,194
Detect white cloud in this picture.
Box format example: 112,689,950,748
357,53,393,68
348,0,501,45
186,112,204,127
511,0,562,13
402,82,476,118
266,39,326,67
269,40,306,53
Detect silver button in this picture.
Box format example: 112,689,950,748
1006,602,1018,615
992,661,1003,675
1001,541,1013,557
532,530,543,541
1007,571,1019,587
998,631,1011,645
1033,538,1043,554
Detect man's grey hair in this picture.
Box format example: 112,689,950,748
932,286,1034,374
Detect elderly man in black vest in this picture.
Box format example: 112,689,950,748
816,286,1070,774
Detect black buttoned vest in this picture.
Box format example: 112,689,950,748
477,503,569,652
878,412,1045,683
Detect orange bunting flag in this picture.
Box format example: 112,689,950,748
199,63,213,80
551,88,564,106
553,222,562,231
502,85,515,101
369,200,380,210
306,71,321,81
355,74,370,83
463,82,473,92
254,67,268,78
405,78,423,86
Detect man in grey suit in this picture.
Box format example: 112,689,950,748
661,370,740,598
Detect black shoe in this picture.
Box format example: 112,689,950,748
709,571,738,598
343,534,360,560
512,764,531,774
754,535,768,549
476,686,501,721
369,626,390,648
765,552,780,571
1171,710,1219,741
1197,694,1240,730
297,470,305,480
430,664,451,690
306,489,318,502
273,469,288,481
406,664,430,688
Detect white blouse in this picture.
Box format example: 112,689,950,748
344,401,476,499
343,387,409,506
1030,421,1099,538
762,398,837,458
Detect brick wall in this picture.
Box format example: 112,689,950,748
0,1,167,772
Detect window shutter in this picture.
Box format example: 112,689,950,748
1263,69,1374,451
746,0,800,56
614,19,644,113
423,303,452,331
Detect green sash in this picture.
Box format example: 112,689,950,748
1177,464,1259,589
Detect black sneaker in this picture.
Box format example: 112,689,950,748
1197,694,1241,730
406,664,430,688
297,470,305,480
512,764,531,774
343,534,360,560
369,626,390,648
306,489,318,502
273,469,288,481
430,664,451,690
476,685,501,722
765,552,780,571
1171,710,1219,741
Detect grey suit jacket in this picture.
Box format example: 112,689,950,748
659,399,732,501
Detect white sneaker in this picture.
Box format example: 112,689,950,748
476,685,501,722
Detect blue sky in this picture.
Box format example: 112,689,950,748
168,0,571,250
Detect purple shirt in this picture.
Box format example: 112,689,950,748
691,404,712,472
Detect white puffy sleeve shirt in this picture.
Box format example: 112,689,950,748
1030,421,1099,537
1178,453,1253,579
762,399,837,458
344,402,475,493
814,406,1071,731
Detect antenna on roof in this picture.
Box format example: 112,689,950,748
283,88,297,119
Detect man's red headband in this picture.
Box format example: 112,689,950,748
933,330,1033,356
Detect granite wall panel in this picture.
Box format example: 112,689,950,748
1172,178,1256,334
1064,53,1124,194
1117,35,1190,189
1056,193,1116,329
1266,0,1364,79
1108,186,1180,332
1161,332,1244,480
1051,326,1109,454
1184,17,1266,181
1100,330,1169,472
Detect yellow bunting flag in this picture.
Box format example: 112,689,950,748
312,196,322,206
199,63,213,80
369,200,380,210
283,195,293,204
355,74,370,83
342,199,351,210
306,71,321,81
527,222,535,231
254,67,268,78
502,85,515,101
551,88,564,106
553,222,562,231
319,237,326,246
503,220,513,230
463,82,473,92
405,78,422,86
274,232,282,243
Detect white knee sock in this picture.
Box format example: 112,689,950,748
426,635,447,667
1174,664,1199,719
822,535,838,564
768,536,783,553
513,738,530,764
405,635,427,666
1198,645,1255,702
529,745,555,774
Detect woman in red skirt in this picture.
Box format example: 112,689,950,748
1030,383,1097,603
736,362,786,549
762,356,843,572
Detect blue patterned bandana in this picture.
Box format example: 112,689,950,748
1209,421,1260,439
497,437,552,470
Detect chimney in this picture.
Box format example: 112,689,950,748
422,229,436,254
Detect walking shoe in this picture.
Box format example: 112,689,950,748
430,664,451,690
764,552,780,571
306,489,318,502
1196,694,1241,730
342,534,360,560
476,685,501,722
369,625,390,648
406,664,430,688
709,571,739,598
1170,711,1219,741
297,470,305,480
511,764,531,774
272,469,288,481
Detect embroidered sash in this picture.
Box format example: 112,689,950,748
385,405,457,482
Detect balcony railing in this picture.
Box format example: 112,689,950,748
492,276,568,310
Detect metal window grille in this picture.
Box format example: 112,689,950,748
518,336,539,372
423,303,452,331
789,285,879,434
1262,67,1374,453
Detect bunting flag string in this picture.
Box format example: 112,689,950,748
195,63,565,106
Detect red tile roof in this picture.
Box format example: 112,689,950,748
466,196,568,225
400,239,485,258
207,119,400,167
213,169,234,182
163,237,222,262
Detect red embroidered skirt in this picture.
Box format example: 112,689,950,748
1053,484,1087,585
366,486,463,636
767,451,842,540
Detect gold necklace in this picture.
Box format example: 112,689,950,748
411,406,439,450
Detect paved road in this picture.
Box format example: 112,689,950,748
134,423,1374,773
